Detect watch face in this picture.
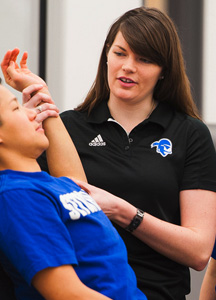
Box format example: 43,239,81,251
137,209,144,217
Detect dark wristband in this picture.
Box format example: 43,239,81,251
125,208,145,233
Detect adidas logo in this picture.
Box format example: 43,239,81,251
89,134,106,146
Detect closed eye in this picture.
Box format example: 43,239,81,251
139,57,152,64
114,51,125,57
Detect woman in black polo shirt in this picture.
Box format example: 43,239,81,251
4,7,216,300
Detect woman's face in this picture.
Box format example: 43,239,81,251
107,31,162,106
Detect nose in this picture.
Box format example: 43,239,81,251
122,58,136,73
25,107,37,121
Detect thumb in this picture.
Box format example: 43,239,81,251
74,180,90,194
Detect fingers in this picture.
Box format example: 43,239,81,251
35,103,59,114
24,100,59,123
22,84,45,104
1,48,22,73
22,83,59,122
10,48,20,64
1,48,19,68
23,93,57,110
1,50,13,80
22,84,59,123
20,51,28,69
22,84,54,105
74,180,91,194
35,108,59,123
1,48,20,84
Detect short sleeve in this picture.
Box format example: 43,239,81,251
212,241,216,259
0,189,78,285
180,119,216,192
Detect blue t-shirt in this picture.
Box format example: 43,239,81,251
0,170,146,300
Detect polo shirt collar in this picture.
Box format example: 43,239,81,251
149,101,174,129
86,100,174,130
86,101,112,123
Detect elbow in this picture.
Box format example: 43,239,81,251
190,253,210,271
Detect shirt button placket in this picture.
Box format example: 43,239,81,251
124,136,133,152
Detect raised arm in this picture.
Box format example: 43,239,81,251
1,49,87,182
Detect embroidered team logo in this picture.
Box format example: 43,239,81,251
151,138,172,157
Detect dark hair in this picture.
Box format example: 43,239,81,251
0,77,2,84
76,6,200,119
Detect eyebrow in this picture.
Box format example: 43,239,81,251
114,45,127,52
9,97,18,104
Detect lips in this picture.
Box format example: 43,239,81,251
36,124,44,132
118,76,135,83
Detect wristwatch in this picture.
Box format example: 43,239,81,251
125,208,145,233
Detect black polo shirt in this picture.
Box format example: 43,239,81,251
38,101,216,300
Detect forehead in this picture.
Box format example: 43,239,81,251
112,31,127,46
0,85,16,106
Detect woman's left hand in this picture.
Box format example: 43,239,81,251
75,180,136,223
22,84,59,123
75,180,119,219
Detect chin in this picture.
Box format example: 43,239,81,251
36,140,49,157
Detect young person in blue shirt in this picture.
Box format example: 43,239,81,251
0,53,147,300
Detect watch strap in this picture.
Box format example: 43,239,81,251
125,208,145,233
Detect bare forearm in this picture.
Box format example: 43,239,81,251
42,286,112,300
33,265,112,300
111,194,215,270
133,213,212,270
43,116,87,182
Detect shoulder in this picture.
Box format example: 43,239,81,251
60,109,87,123
60,109,89,134
172,111,212,140
183,116,213,143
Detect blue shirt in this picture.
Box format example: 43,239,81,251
0,170,146,300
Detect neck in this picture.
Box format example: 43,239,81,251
108,97,156,133
0,155,41,173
